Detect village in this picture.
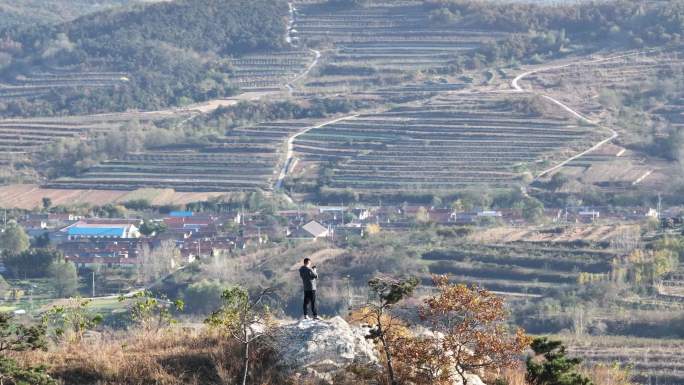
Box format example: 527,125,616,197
10,202,677,274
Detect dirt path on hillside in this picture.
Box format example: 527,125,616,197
510,51,662,179
274,114,359,202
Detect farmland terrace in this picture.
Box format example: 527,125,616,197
291,1,511,94
555,143,664,193
520,48,684,192
0,111,191,155
292,92,607,192
517,49,684,127
0,70,129,102
565,336,684,385
46,118,324,192
0,48,317,172
228,49,316,91
422,242,616,296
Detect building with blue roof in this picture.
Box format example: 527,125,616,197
169,211,194,218
65,223,140,239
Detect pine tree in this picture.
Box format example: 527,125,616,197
526,337,593,385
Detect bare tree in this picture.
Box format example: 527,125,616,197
610,226,641,252
137,240,181,285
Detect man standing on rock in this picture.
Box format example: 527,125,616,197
299,257,319,320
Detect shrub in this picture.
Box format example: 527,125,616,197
4,249,62,278
183,280,226,315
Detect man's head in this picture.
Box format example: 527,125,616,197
303,257,311,266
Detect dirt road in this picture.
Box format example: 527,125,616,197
275,114,359,192
509,55,639,178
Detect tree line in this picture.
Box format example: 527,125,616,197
421,0,684,72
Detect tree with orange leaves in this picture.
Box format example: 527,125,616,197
394,333,453,385
416,275,531,385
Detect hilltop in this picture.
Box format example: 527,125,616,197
0,0,289,116
0,0,139,29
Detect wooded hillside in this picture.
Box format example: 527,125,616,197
0,0,289,116
0,0,136,29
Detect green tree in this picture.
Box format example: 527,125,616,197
118,290,183,331
653,236,684,261
205,287,274,385
362,276,419,385
4,249,61,278
548,173,569,191
526,337,593,385
0,312,55,385
429,7,461,24
138,220,167,236
523,197,545,223
0,222,29,255
32,233,50,248
47,260,79,298
183,280,225,315
43,298,103,343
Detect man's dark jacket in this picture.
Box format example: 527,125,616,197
299,265,318,291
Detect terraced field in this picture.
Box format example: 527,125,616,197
0,71,129,102
565,336,684,384
292,1,510,93
292,92,606,191
557,143,661,192
0,111,190,155
519,49,684,124
469,224,640,244
422,243,615,296
228,49,317,91
659,269,684,299
0,184,227,209
519,49,684,191
47,118,322,191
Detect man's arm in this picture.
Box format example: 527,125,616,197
310,267,318,279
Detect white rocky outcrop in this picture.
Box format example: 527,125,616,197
273,316,484,385
274,316,378,381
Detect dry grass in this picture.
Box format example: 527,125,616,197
19,327,291,385
9,320,393,385
0,184,232,209
12,321,639,385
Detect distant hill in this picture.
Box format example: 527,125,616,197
0,0,288,116
0,0,140,29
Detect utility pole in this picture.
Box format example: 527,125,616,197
28,286,33,313
329,224,333,246
344,275,352,316
92,271,95,298
657,193,662,219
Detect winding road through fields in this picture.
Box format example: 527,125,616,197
275,114,359,192
287,48,321,94
285,1,321,94
508,53,649,178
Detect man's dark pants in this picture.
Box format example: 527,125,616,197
303,290,317,317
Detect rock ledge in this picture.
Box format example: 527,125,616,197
274,316,378,380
